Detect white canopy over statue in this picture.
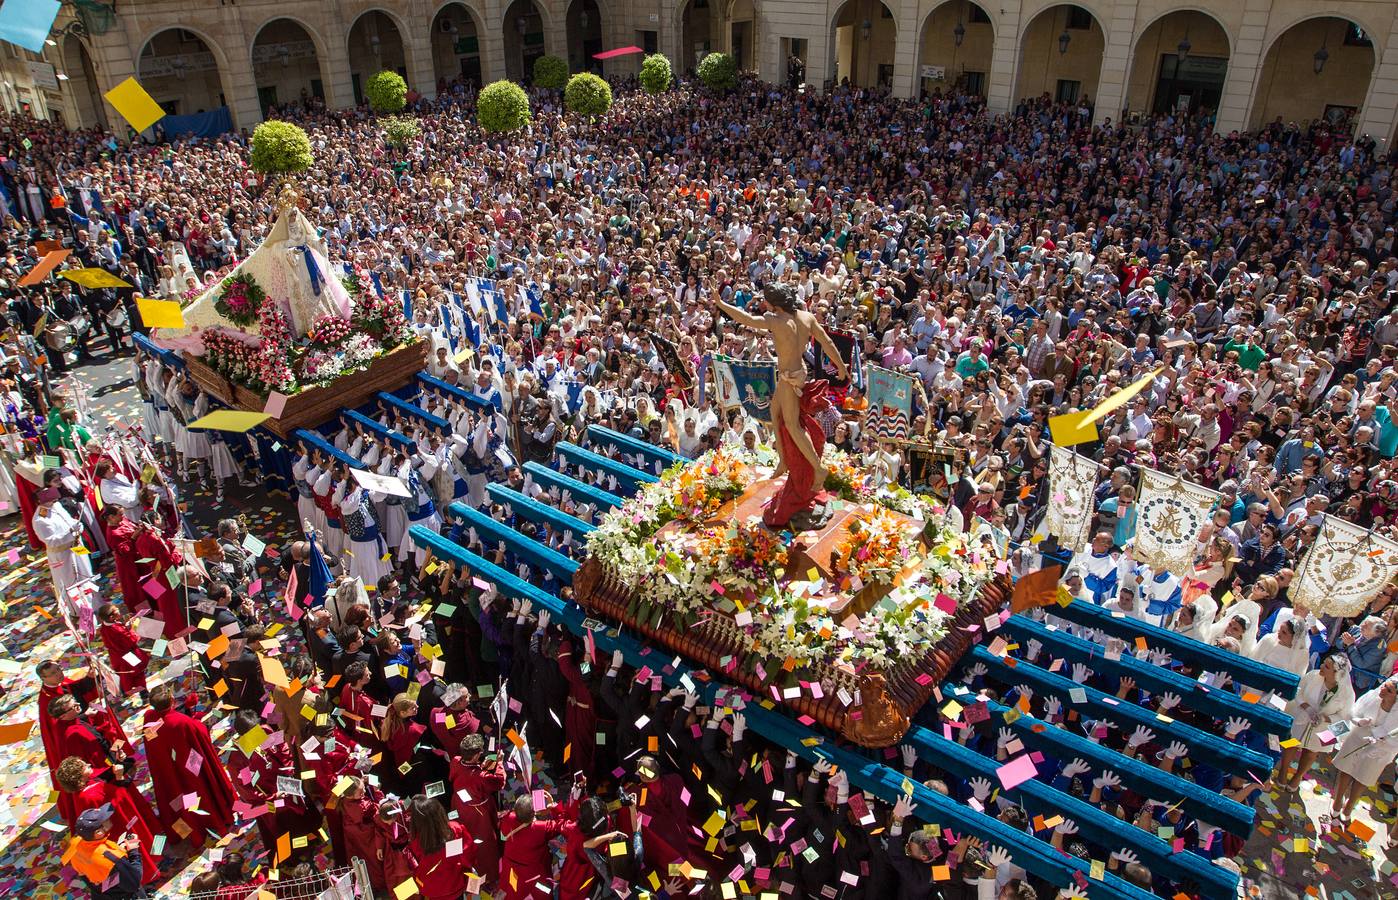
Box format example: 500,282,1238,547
152,199,353,354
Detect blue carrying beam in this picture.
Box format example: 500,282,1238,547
940,684,1256,838
966,645,1275,780
554,442,659,495
292,429,364,470
1050,601,1299,699
1004,615,1292,738
407,525,1158,900
522,462,623,513
486,483,595,539
585,424,687,474
903,724,1239,899
341,409,416,453
376,391,451,432
447,501,578,582
417,372,496,415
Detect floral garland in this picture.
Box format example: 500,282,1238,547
350,269,413,346
214,272,267,328
307,314,354,349
587,448,996,674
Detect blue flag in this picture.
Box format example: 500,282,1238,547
370,271,387,300
491,290,509,325
308,530,332,606
402,290,413,321
527,284,543,318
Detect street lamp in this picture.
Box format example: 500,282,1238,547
1177,32,1191,63
953,21,965,47
1058,30,1070,54
861,19,872,41
1313,42,1329,75
278,45,291,68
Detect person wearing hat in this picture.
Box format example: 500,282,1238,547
61,805,148,899
32,484,93,601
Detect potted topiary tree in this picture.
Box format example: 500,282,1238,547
697,51,737,92
477,80,532,133
639,53,672,94
364,70,408,114
249,120,314,181
564,72,612,118
533,54,569,90
383,116,421,149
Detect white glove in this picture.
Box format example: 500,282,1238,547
969,777,993,801
892,796,917,820
1093,771,1121,791
996,727,1014,748
900,745,917,769
1127,726,1155,748
1055,818,1079,836
732,712,747,743
537,609,551,630
784,750,798,769
968,662,988,680
1149,648,1173,667
609,649,623,672
1061,758,1092,780
812,758,834,775
519,599,533,619
1014,684,1034,703
985,846,1013,868
1157,692,1182,711
1071,663,1092,683
1224,717,1250,738
831,769,850,803
1026,639,1043,661
1043,696,1063,719
1162,741,1188,760
1110,849,1139,865
683,690,699,710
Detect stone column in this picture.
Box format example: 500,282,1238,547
1092,0,1137,125
890,0,918,99
479,0,508,84
402,0,439,99
985,0,1023,116
1214,0,1271,133
1356,6,1398,146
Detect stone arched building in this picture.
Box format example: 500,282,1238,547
5,0,1397,143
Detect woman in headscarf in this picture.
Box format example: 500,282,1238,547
1277,654,1355,793
1251,616,1311,679
1329,676,1398,824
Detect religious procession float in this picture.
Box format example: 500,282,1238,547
573,445,1010,748
148,124,426,437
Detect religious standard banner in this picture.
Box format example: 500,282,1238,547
815,328,857,390
650,331,694,389
864,364,915,440
1292,515,1398,618
1132,468,1221,574
715,358,777,422
1045,444,1096,552
349,467,412,498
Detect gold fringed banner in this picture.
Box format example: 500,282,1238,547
1045,445,1095,552
1132,468,1220,575
1292,515,1398,618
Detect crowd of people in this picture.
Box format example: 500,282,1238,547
1,60,1398,898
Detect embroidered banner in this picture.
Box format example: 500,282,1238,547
718,358,778,423
865,364,915,440
1045,445,1096,552
1133,468,1221,575
1293,515,1398,618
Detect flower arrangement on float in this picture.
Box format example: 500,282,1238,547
586,446,992,673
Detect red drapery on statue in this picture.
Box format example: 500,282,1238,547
762,379,829,530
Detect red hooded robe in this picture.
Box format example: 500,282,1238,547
141,707,237,847
448,756,506,879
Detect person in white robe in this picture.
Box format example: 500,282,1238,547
397,451,441,566
96,462,142,522
339,480,390,588
1331,676,1398,823
377,451,408,552
1277,654,1355,792
313,466,344,557
33,487,93,602
293,450,318,535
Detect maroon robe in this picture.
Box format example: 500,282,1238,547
428,703,480,754
340,792,381,878
369,812,414,893
632,773,697,869
228,741,319,858
408,820,476,900
39,678,126,824
555,641,597,779
338,684,382,751
498,801,574,900
132,526,184,637
308,727,359,866
141,707,237,847
103,517,145,610
448,757,506,879
70,772,162,883
99,621,148,693
53,715,124,769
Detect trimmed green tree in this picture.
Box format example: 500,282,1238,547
382,115,421,149
477,80,531,133
697,51,737,92
564,72,612,118
364,70,408,114
639,53,673,94
249,120,314,176
533,54,569,90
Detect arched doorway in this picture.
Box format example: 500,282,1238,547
1014,4,1104,108
251,18,326,116
567,0,603,74
1125,11,1229,119
730,0,757,72
503,0,546,83
917,0,993,98
348,10,408,104
677,0,712,74
61,34,106,128
831,0,897,90
430,3,484,89
137,29,230,119
1253,17,1376,132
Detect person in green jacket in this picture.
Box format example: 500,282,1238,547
1224,332,1266,371
46,403,92,452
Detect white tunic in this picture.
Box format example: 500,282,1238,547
33,502,93,598
99,475,142,521
1285,669,1355,753
1334,686,1398,786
